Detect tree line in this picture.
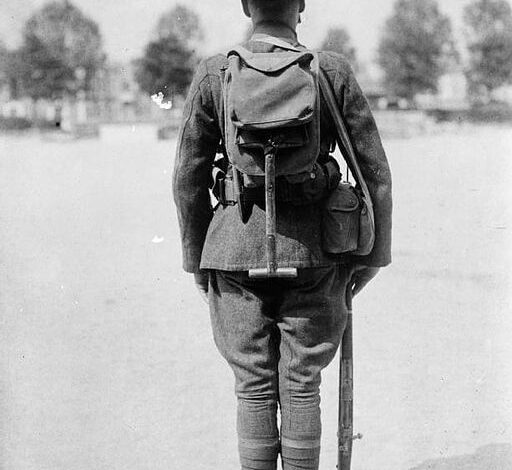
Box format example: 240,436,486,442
1,0,511,106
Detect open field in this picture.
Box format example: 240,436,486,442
0,124,511,470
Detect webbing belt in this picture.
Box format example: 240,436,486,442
214,158,341,207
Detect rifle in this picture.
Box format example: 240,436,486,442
337,288,363,470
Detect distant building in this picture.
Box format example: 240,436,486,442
356,63,388,110
0,91,10,116
93,62,150,122
416,65,469,110
0,59,165,124
492,84,512,105
92,61,169,123
0,78,31,120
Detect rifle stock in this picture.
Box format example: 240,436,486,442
338,289,355,470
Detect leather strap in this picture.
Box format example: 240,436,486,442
248,35,372,207
318,70,373,208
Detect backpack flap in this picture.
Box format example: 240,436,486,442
227,47,316,130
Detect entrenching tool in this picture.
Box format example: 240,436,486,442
248,142,298,279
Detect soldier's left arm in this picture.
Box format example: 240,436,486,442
172,59,221,274
337,61,393,268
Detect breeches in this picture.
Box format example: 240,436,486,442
208,265,352,470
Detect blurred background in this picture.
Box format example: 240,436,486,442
0,1,511,470
1,0,512,135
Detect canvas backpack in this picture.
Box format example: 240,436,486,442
223,36,321,186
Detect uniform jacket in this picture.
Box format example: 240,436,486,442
173,22,392,273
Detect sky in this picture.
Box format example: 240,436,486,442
1,0,511,66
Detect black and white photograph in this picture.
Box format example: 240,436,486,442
1,1,511,469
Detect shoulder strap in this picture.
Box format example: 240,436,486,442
232,35,369,198
318,70,372,206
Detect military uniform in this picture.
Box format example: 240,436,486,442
173,21,392,470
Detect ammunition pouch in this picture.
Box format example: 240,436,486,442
212,155,341,207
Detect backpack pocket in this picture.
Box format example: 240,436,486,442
236,126,309,150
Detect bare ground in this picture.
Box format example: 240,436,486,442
0,124,511,470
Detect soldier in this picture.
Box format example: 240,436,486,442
172,0,392,469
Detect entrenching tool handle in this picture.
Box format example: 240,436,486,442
265,151,277,274
248,145,297,279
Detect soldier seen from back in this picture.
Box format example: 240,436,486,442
173,0,392,469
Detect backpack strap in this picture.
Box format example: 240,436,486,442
253,36,371,203
318,70,373,209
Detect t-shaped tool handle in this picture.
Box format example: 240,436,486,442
249,146,297,279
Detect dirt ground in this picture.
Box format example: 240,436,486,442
0,124,511,470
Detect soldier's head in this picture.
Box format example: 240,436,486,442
241,0,305,28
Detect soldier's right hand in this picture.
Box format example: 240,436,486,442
194,272,209,305
349,265,380,297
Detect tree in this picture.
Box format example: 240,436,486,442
155,4,204,50
377,0,455,100
19,0,104,100
320,27,357,66
1,49,27,100
0,41,7,84
136,6,202,100
134,33,196,100
464,0,512,97
1,41,28,100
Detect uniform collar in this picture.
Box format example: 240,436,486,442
252,21,298,45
